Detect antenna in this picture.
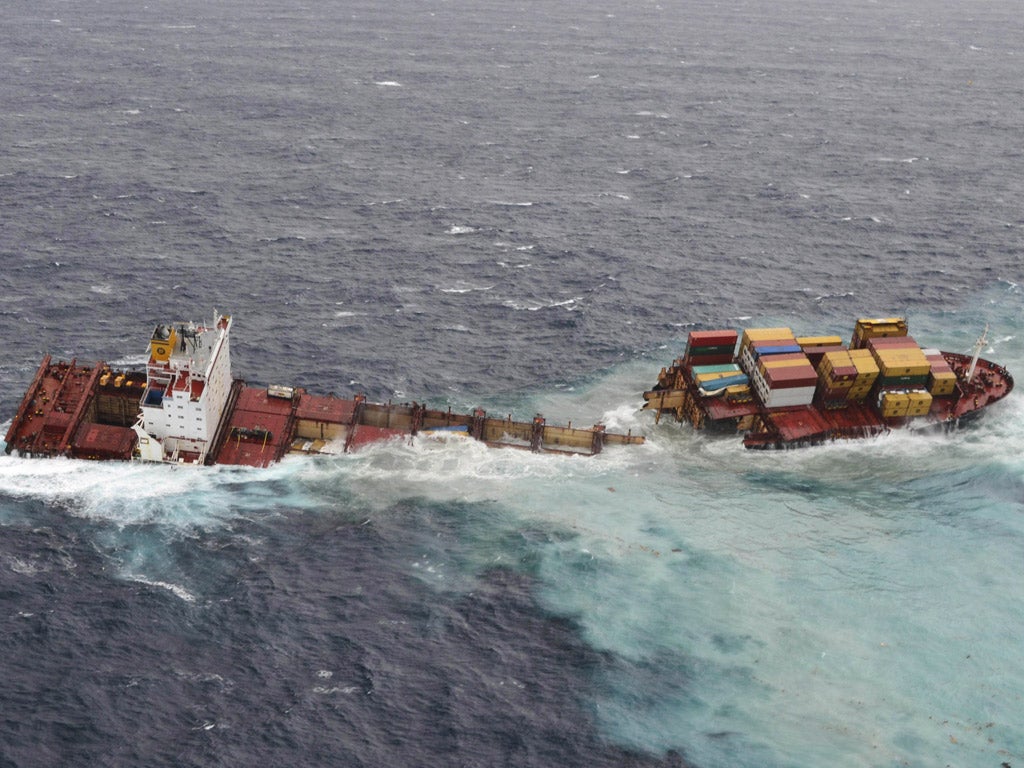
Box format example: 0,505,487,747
965,324,989,383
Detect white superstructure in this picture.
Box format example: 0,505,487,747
133,313,234,463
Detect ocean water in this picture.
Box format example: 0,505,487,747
1,0,1022,766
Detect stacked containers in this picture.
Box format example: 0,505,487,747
797,335,846,368
877,389,933,417
684,330,738,367
738,328,817,408
846,349,880,402
868,336,930,388
738,327,798,375
878,390,911,418
816,350,859,409
922,349,958,397
692,364,749,392
756,355,818,408
850,317,908,349
868,335,933,418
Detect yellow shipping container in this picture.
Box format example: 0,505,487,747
855,317,908,336
906,389,933,416
875,347,926,360
873,348,930,377
724,385,753,403
818,350,854,373
740,327,795,354
743,327,794,341
928,371,957,397
853,317,909,348
878,361,931,378
823,377,854,390
879,391,910,417
850,352,880,375
798,335,843,348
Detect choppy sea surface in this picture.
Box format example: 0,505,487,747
2,1,1022,766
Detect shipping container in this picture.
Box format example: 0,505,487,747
867,335,919,351
759,354,813,375
699,374,750,391
797,335,844,349
695,370,743,384
685,353,735,366
852,317,909,349
764,364,818,389
879,391,910,418
688,330,738,348
740,327,795,355
691,363,742,376
762,386,817,408
906,389,933,416
928,370,957,397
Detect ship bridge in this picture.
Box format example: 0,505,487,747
137,313,233,463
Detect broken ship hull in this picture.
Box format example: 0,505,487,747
4,316,642,467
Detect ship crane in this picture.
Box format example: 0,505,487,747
965,324,989,384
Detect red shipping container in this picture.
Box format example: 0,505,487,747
867,336,919,352
70,423,137,460
685,353,734,366
689,330,738,348
765,364,818,389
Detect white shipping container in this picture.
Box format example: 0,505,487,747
763,386,817,408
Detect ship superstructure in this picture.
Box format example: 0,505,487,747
135,314,233,463
4,314,643,466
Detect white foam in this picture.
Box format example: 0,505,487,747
125,574,196,602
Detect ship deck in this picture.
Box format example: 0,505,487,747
6,360,642,465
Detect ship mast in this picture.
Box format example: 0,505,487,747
965,324,989,383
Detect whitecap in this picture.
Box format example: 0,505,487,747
375,81,402,87
438,282,493,294
126,574,196,602
109,353,150,367
447,225,477,235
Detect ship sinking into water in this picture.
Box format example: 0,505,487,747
642,317,1013,448
4,313,644,467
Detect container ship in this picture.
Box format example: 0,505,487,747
643,317,1013,449
3,313,643,467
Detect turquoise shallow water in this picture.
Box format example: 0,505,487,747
7,297,1020,768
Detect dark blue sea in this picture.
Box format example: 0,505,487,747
2,1,1022,765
